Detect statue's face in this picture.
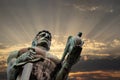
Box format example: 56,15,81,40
36,31,51,50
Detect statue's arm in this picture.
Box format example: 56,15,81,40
8,48,37,68
61,36,72,62
7,48,36,80
7,51,20,80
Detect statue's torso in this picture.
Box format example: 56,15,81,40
17,47,58,80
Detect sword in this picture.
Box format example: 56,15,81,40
21,63,33,80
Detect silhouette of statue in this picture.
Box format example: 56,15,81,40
7,31,84,80
7,30,60,80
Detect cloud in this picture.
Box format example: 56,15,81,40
99,39,120,55
0,43,9,49
73,4,99,12
0,36,120,60
0,36,120,73
64,1,116,12
0,42,31,57
51,37,120,58
69,71,120,80
0,37,119,70
82,39,120,56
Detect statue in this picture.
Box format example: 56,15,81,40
7,30,84,80
7,30,60,80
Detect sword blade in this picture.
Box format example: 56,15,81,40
21,63,33,80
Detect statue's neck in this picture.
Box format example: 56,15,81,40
37,46,48,51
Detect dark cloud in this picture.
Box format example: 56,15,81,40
71,56,120,72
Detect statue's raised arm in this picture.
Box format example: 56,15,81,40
54,32,84,80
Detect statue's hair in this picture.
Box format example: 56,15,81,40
36,30,52,40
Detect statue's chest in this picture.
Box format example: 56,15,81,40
19,47,46,57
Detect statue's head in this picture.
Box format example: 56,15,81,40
77,32,82,37
32,30,52,51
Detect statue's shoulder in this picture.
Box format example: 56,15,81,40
7,50,19,64
18,47,29,55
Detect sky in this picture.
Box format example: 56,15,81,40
0,0,120,58
0,0,120,80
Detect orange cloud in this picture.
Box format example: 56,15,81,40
0,36,120,60
69,71,120,80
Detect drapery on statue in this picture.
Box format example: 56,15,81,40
7,30,84,80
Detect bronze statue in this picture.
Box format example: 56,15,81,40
7,30,84,80
7,30,60,80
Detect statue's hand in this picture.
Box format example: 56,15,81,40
16,49,36,64
74,38,84,47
